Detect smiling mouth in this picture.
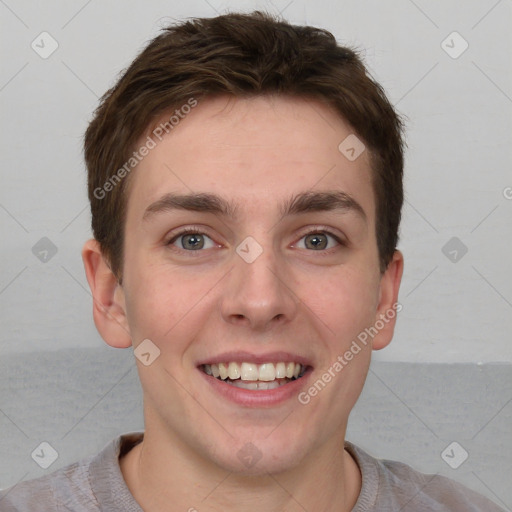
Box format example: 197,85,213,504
200,361,308,390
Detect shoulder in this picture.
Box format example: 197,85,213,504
346,442,506,512
0,456,98,512
0,432,143,512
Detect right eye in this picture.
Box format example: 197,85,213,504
166,228,218,251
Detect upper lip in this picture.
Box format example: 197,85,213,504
196,350,313,368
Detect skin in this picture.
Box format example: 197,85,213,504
82,95,403,512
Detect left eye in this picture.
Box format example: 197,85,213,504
168,231,216,250
296,232,341,251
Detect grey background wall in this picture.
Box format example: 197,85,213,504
0,0,511,509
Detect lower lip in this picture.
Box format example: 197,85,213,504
198,367,313,407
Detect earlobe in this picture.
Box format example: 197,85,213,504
371,250,404,351
81,239,132,348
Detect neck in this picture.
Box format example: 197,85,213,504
120,428,361,512
120,400,361,512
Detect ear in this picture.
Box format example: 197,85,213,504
371,250,404,351
81,239,132,348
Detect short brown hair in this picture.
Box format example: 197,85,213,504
84,11,405,281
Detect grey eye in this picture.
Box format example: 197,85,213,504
169,231,216,250
298,232,339,251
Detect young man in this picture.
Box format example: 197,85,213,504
0,11,505,512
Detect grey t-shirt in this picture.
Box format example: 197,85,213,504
0,431,505,511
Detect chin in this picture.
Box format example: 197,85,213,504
207,431,311,476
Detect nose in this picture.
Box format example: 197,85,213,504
220,239,299,332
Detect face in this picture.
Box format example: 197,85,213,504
101,95,401,474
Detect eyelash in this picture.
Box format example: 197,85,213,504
165,226,345,254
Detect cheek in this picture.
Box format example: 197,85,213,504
122,253,174,341
121,254,219,345
300,265,379,341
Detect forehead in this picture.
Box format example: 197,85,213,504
126,95,375,224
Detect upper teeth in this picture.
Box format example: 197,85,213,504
203,362,303,381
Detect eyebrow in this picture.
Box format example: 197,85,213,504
142,190,366,223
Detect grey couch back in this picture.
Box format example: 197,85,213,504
0,348,510,510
